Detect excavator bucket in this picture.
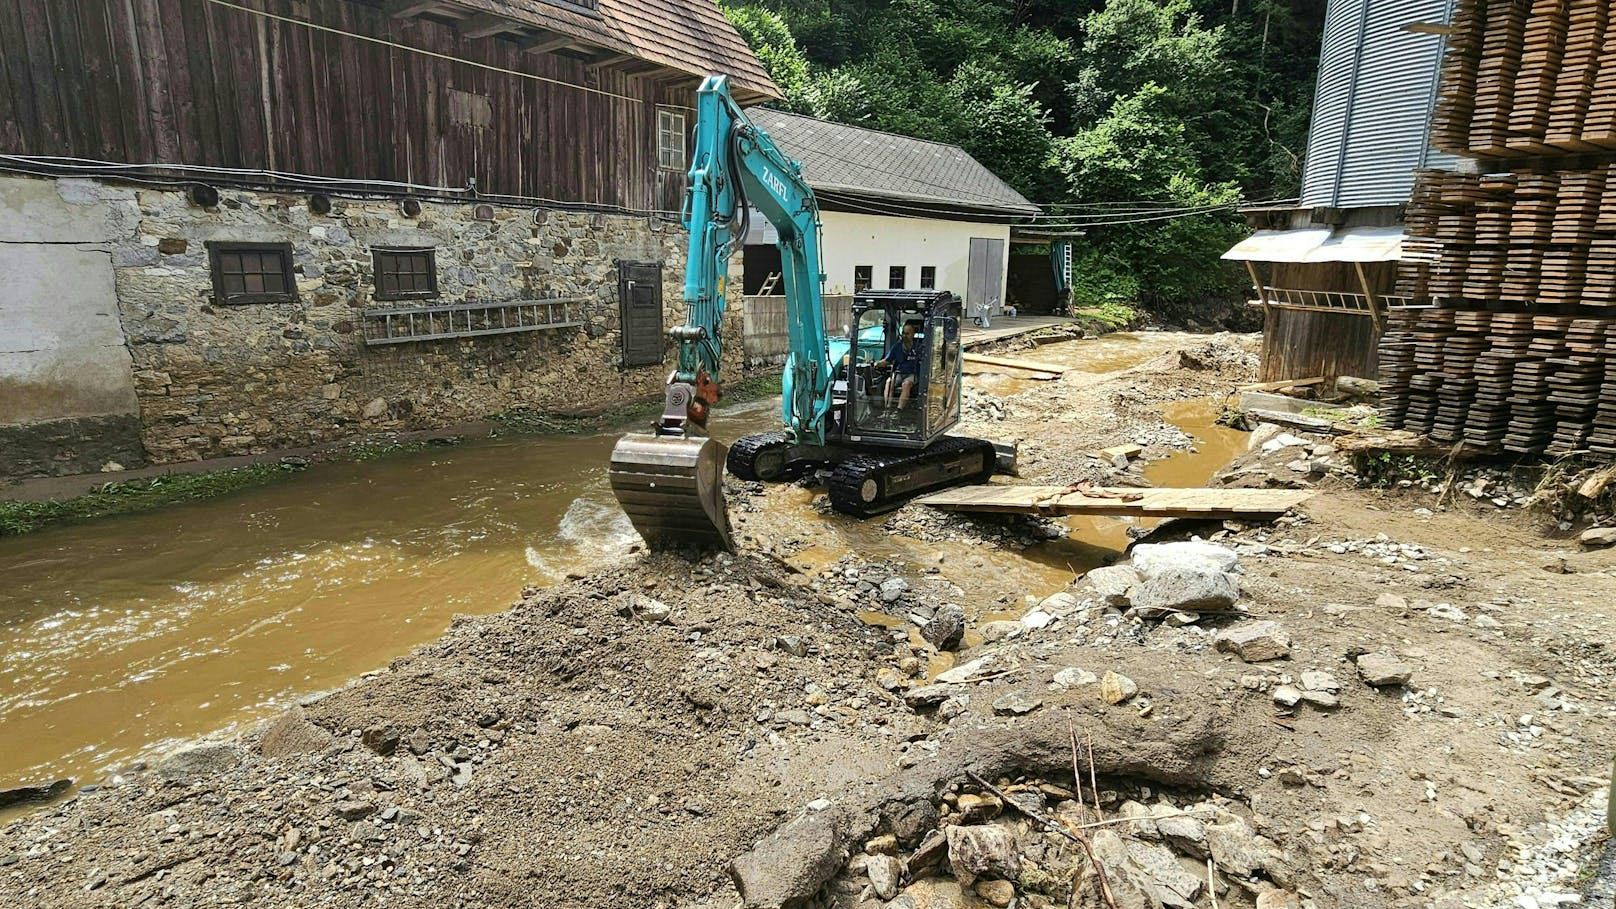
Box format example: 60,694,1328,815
609,433,734,552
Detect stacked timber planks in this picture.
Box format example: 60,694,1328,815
1438,0,1616,156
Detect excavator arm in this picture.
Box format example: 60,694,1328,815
609,75,832,551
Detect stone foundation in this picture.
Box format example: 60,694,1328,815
2,174,746,479
0,415,147,481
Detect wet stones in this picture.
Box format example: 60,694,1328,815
944,824,1019,887
921,604,966,651
0,779,71,811
1212,621,1291,662
1355,652,1414,687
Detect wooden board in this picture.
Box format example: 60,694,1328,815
915,485,1313,519
962,353,1072,374
961,364,1059,380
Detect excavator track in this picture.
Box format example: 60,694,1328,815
609,434,734,552
726,432,793,481
826,436,996,518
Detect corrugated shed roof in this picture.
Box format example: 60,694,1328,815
450,0,781,101
1222,227,1407,263
744,108,1040,217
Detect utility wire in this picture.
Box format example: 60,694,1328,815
199,0,645,104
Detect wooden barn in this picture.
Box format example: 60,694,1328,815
0,0,781,481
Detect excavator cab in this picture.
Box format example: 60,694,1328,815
838,290,964,449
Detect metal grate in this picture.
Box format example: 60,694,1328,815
362,297,584,346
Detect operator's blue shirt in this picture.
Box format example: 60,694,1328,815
884,338,922,375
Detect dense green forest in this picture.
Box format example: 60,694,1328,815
720,0,1328,313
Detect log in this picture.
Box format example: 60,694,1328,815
1245,409,1353,435
1238,376,1326,393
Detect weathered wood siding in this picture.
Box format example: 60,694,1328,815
1257,261,1394,383
0,0,691,211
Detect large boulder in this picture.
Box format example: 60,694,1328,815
729,812,848,909
157,742,245,783
1129,541,1240,579
921,604,966,651
1130,569,1240,616
1083,565,1141,607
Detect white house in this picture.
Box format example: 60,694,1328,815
740,108,1038,318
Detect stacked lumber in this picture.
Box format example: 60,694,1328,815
1436,0,1616,156
1378,309,1614,457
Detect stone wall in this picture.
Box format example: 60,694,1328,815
0,174,746,475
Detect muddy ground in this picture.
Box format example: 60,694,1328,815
2,333,1612,909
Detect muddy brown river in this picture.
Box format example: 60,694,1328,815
0,332,1243,803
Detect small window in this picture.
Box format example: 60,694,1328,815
889,266,907,289
372,247,439,301
207,241,296,305
854,265,873,292
657,108,687,171
919,266,936,289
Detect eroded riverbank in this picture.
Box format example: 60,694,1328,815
0,331,1220,802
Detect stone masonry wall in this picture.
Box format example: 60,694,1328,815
78,181,745,464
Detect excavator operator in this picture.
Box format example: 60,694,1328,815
876,319,924,410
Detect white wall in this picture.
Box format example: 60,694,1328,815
0,177,138,425
817,210,1011,304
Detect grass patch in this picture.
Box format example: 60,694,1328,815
0,463,306,537
1356,452,1444,489
1070,300,1139,332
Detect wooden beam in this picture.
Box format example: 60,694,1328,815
521,32,585,54
915,484,1313,520
588,53,641,72
386,0,445,17
1353,261,1385,332
962,352,1071,374
1245,261,1268,307
458,13,519,38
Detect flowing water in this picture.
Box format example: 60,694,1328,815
0,331,1243,805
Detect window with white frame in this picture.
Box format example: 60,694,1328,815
657,108,687,171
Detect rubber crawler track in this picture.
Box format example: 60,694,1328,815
726,432,790,481
826,436,996,517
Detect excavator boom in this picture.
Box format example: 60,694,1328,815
609,75,830,552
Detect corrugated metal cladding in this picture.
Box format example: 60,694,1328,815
1301,0,1459,209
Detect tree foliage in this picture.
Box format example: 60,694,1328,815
719,0,1327,309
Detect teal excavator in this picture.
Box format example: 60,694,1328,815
609,75,997,551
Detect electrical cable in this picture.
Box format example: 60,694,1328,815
198,0,645,104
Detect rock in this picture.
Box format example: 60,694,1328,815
955,793,1003,822
1084,564,1140,606
1116,800,1159,838
876,667,908,691
1130,541,1240,579
1375,592,1408,610
1212,621,1290,662
1579,526,1616,548
0,779,72,810
1087,830,1158,909
332,800,376,821
633,596,672,623
1257,890,1301,909
944,824,1019,887
729,813,847,909
865,834,897,855
157,742,245,783
1299,670,1340,692
1427,603,1469,623
992,692,1042,716
978,620,1024,643
1205,815,1282,881
1271,684,1303,707
866,854,902,901
1474,614,1503,629
776,709,812,726
1020,610,1056,630
1355,652,1414,687
1051,666,1099,690
879,577,910,602
1130,569,1240,616
1260,432,1309,453
776,635,808,657
257,707,335,758
1152,806,1208,858
904,684,962,710
360,726,400,757
1125,839,1205,907
363,397,388,418
906,829,949,876
887,800,940,847
886,879,973,909
921,604,966,651
1248,423,1287,451
1300,689,1339,708
974,879,1015,907
1100,670,1139,705
935,656,995,685
1037,591,1084,614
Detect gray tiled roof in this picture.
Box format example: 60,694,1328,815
744,108,1039,217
